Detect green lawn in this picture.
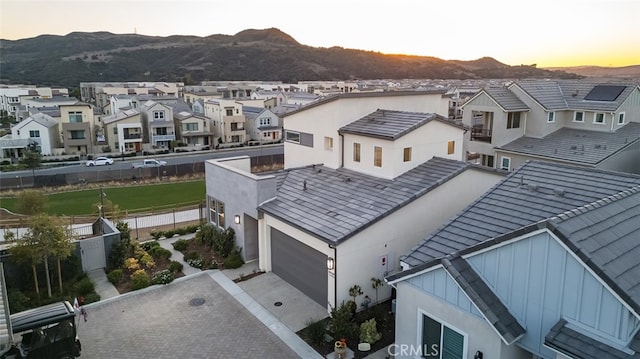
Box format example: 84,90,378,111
1,181,206,216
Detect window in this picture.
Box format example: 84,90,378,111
153,111,165,120
225,108,234,116
403,147,412,162
185,123,198,131
209,197,226,228
70,130,85,139
29,130,40,138
324,136,333,151
593,113,605,124
259,118,271,126
285,130,300,143
507,112,521,129
500,156,511,171
113,127,118,134
69,111,83,123
374,146,382,167
574,111,584,122
447,141,455,155
353,143,361,162
422,313,465,359
547,111,555,123
618,112,625,125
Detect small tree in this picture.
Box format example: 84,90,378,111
21,141,42,178
9,228,44,296
371,277,383,305
348,284,363,313
16,189,47,215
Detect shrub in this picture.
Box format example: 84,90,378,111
168,261,183,273
140,240,160,251
223,248,244,269
149,246,172,260
208,260,219,270
183,251,200,261
7,289,30,313
172,239,188,252
75,276,95,296
151,269,175,285
124,257,140,272
139,253,155,269
184,251,203,268
359,318,381,344
304,318,327,347
84,292,101,304
195,223,216,246
107,269,124,284
213,228,236,258
330,301,359,340
131,269,150,290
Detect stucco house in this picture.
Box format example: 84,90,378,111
59,102,96,155
463,81,640,173
205,91,507,311
173,109,213,149
388,161,640,358
101,109,143,153
242,106,281,144
204,99,246,146
140,100,175,149
0,113,59,158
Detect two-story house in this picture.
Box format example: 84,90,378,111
242,106,281,144
101,109,143,153
463,81,640,174
205,91,506,311
173,108,213,149
204,99,246,146
58,102,96,155
0,113,59,158
389,161,640,359
140,100,175,149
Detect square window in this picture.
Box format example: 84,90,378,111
353,143,361,162
422,313,465,359
507,112,521,129
403,147,412,162
374,146,382,167
594,113,605,124
501,156,511,171
447,141,455,155
285,130,300,143
574,112,584,122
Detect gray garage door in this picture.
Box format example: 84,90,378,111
271,228,327,307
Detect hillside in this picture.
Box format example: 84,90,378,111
0,28,582,88
543,65,640,80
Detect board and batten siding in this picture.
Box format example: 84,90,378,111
407,267,484,319
466,231,640,358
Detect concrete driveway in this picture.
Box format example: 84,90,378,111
80,272,317,358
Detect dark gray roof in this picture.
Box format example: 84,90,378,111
561,81,638,112
512,81,567,110
497,122,640,165
549,186,640,313
442,256,525,344
338,110,461,140
259,157,472,244
401,161,640,267
545,319,640,359
483,87,529,111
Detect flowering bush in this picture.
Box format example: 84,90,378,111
140,253,155,269
124,257,140,272
151,269,175,285
186,258,203,269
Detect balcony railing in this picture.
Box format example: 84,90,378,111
123,133,142,139
470,127,492,142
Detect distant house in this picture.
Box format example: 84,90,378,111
140,100,175,149
242,106,281,144
389,161,640,359
101,109,143,153
204,99,246,145
59,102,95,155
173,110,213,149
205,90,505,311
463,81,640,173
0,113,59,158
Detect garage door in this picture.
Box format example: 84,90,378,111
271,228,327,307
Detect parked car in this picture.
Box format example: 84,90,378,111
86,156,114,166
132,159,167,168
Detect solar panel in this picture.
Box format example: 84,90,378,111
584,85,626,101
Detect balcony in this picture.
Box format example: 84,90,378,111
123,133,142,140
470,126,492,143
152,134,176,143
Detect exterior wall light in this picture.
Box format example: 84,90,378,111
234,215,241,224
327,257,335,270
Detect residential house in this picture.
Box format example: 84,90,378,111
204,99,246,146
0,113,59,158
173,109,213,149
242,106,281,144
205,91,505,311
80,82,183,109
388,161,640,359
0,85,69,118
140,100,175,149
59,102,96,155
463,81,640,173
284,91,321,106
101,109,143,153
182,87,222,106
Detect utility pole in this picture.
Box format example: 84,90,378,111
99,185,106,217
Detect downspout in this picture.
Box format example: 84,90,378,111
610,112,615,131
330,244,337,310
339,133,344,168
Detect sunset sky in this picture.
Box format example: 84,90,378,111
1,0,638,68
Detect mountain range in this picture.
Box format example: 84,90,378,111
0,28,599,89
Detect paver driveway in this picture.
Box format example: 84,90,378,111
79,273,299,358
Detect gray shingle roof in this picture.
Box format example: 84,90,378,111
549,186,640,313
442,256,525,345
259,157,472,244
338,110,461,140
484,87,529,111
512,81,567,110
545,319,640,359
498,122,640,165
401,161,640,267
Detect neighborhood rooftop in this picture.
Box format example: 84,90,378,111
401,160,640,267
483,87,529,111
338,109,463,140
259,157,479,244
498,122,640,165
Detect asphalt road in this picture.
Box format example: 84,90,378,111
0,144,283,180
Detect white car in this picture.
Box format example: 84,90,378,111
86,156,114,166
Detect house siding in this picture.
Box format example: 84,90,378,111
618,88,640,124
466,231,640,358
598,139,640,174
